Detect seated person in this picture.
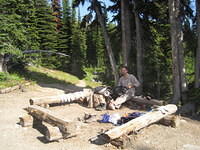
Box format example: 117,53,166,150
108,66,140,110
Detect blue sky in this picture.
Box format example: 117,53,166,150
78,0,115,21
69,0,196,24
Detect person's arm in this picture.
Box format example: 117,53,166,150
118,77,122,87
130,75,140,88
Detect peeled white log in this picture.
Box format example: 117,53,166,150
29,89,93,105
102,104,177,141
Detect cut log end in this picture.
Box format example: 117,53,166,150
159,115,180,128
19,114,33,127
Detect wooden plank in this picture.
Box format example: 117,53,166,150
102,104,177,141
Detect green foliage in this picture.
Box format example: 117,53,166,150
0,0,198,104
187,88,200,103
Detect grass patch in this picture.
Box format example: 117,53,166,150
0,72,25,89
0,65,102,89
25,66,101,88
26,66,80,85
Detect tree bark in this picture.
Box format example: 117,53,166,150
133,1,143,94
169,0,182,104
102,104,177,141
178,30,188,102
121,0,131,66
0,54,7,72
93,0,119,84
195,0,200,88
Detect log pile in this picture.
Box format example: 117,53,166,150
19,87,179,145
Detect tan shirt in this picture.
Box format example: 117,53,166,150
118,74,140,96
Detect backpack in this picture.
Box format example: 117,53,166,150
93,86,112,98
111,86,128,99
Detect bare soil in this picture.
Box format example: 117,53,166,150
0,84,200,150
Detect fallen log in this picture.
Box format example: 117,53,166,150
102,104,177,141
43,122,63,141
131,97,164,106
0,82,31,94
19,114,34,127
29,89,93,106
25,105,77,138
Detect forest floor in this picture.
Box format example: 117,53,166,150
0,83,200,150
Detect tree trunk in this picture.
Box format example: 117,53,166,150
133,1,143,94
102,104,177,141
121,0,131,66
195,0,200,88
0,54,7,72
93,0,119,84
178,30,188,102
169,0,181,104
156,66,161,99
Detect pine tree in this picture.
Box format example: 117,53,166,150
71,7,87,77
34,0,58,67
56,0,72,70
51,0,62,31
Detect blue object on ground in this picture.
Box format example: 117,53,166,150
100,113,110,123
119,112,146,125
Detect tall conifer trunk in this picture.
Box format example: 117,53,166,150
0,54,7,73
121,0,131,66
133,0,143,94
93,0,119,84
195,0,200,88
169,0,187,104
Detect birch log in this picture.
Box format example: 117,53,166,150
29,89,93,105
102,104,177,141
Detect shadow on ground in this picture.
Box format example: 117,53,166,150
20,69,87,92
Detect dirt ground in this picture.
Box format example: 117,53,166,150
0,84,200,150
